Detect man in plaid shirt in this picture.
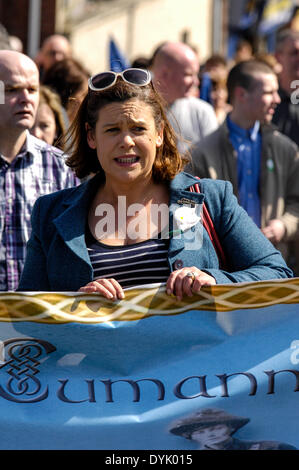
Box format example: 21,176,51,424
0,50,79,291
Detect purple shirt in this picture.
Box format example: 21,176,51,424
0,132,80,291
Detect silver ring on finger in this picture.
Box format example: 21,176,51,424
186,271,197,286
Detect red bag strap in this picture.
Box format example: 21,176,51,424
190,178,227,269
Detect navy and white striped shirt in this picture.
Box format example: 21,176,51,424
86,229,170,288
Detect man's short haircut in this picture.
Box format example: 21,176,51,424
227,59,275,104
275,28,299,53
150,43,176,70
149,41,168,68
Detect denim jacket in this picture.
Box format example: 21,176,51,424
18,172,292,291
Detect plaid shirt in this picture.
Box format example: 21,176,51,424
0,132,80,291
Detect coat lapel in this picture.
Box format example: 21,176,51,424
53,175,100,266
168,172,205,260
219,122,239,193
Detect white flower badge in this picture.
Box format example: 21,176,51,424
173,204,202,233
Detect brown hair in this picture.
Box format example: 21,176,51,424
38,85,66,149
227,59,276,104
204,54,227,71
64,78,184,181
42,58,89,109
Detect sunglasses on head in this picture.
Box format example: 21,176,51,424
88,68,152,91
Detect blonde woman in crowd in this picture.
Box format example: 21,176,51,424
31,85,67,149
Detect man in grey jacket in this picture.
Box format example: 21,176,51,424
190,59,299,273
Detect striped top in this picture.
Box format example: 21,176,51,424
86,228,170,288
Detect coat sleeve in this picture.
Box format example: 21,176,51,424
190,144,214,179
278,147,299,240
201,180,293,283
17,198,51,291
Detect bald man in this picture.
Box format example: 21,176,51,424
151,42,218,155
37,34,72,78
0,51,78,290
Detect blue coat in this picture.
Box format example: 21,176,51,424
18,172,292,291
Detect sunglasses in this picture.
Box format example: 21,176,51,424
88,68,152,92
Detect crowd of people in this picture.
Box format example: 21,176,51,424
0,22,298,295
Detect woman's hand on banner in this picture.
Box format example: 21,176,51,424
166,267,216,301
78,278,125,300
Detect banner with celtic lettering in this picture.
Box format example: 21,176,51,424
1,279,299,450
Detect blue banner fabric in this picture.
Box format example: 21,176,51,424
0,279,299,450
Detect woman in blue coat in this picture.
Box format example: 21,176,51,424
18,68,292,296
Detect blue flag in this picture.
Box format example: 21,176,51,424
200,72,213,104
109,37,130,72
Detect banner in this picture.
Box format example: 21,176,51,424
1,279,299,450
229,0,295,33
259,0,296,34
